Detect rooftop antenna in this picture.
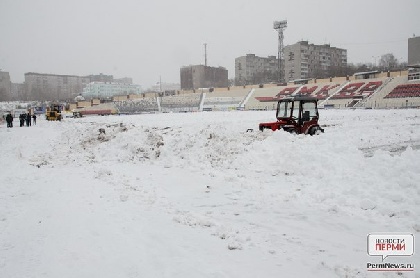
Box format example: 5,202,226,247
204,43,208,67
273,20,287,83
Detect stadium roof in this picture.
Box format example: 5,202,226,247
353,70,380,76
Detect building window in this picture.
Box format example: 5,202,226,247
289,52,295,61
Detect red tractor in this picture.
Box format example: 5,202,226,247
259,95,324,135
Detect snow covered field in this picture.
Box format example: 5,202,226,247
1,109,419,278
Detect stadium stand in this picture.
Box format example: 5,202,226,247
358,76,419,108
202,87,250,111
206,87,251,98
253,86,298,102
237,71,420,110
385,83,420,98
245,86,284,110
297,85,318,96
202,96,245,111
89,70,419,112
277,87,299,97
160,93,202,112
358,81,383,97
115,97,159,114
330,82,365,99
313,84,340,99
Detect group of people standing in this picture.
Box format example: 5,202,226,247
5,112,36,128
19,113,36,127
5,113,14,128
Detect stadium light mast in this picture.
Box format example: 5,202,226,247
273,20,287,83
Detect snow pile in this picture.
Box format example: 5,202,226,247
0,109,419,277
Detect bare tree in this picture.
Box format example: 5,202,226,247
379,53,398,71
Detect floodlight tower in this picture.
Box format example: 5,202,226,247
273,20,287,83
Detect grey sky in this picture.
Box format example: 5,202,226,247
1,0,419,89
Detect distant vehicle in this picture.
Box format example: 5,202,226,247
46,104,62,121
73,109,116,117
72,111,83,118
33,106,46,114
259,95,324,135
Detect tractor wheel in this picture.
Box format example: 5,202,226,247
309,126,321,136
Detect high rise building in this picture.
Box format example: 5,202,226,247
408,36,420,66
24,72,90,101
180,65,228,90
113,77,133,84
11,83,25,101
0,71,12,101
23,72,136,101
235,54,278,85
284,41,347,82
88,73,113,83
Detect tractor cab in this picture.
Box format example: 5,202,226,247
259,95,324,135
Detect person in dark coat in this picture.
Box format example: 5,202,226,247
26,113,31,127
19,114,25,127
32,114,37,125
5,113,13,128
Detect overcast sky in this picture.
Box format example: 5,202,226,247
1,0,419,88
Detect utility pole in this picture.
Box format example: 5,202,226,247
204,43,207,67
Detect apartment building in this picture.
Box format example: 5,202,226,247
11,83,25,101
88,73,113,83
113,77,133,84
24,72,90,101
180,65,228,90
87,73,132,84
0,71,12,101
235,54,278,85
284,41,347,82
408,36,420,66
23,72,136,101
